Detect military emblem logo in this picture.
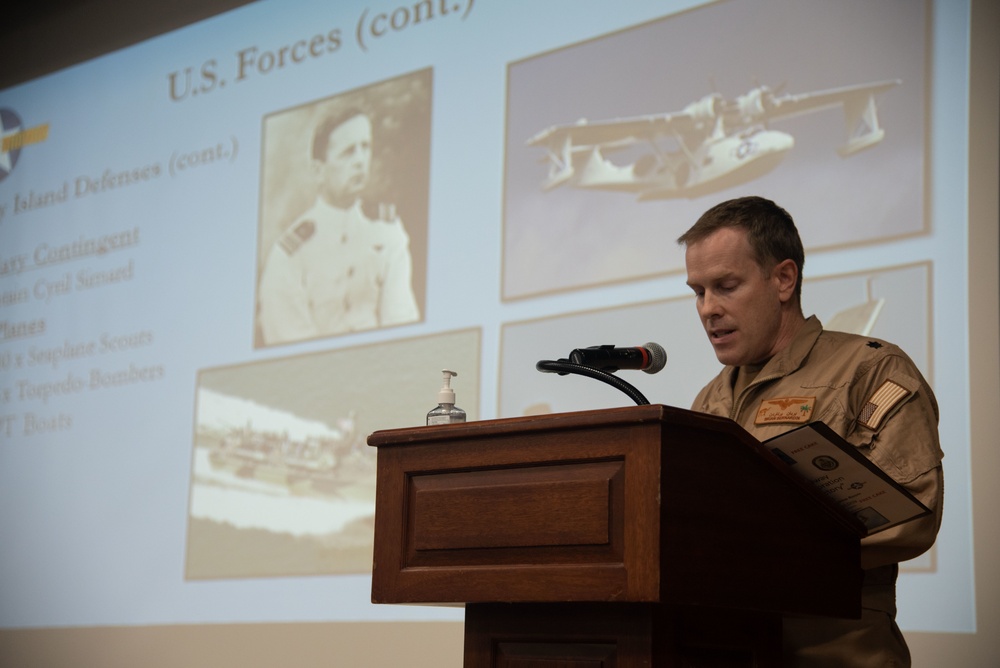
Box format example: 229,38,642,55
0,108,51,184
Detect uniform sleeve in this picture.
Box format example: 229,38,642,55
258,245,319,344
376,219,420,327
843,353,944,569
860,466,942,569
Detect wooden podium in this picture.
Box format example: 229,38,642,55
368,405,863,667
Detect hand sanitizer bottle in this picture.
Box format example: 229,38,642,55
426,369,466,425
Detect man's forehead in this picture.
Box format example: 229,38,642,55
685,229,757,278
327,114,372,149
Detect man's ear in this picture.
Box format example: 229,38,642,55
773,258,798,303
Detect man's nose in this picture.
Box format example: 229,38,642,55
699,291,721,319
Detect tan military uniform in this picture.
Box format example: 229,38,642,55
691,316,943,667
258,198,420,345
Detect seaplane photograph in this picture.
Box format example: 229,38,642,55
526,79,900,201
501,0,926,300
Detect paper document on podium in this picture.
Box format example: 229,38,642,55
763,422,931,536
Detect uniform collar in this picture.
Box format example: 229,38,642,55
314,196,362,218
720,314,823,390
759,314,823,379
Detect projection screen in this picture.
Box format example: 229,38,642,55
1,0,996,665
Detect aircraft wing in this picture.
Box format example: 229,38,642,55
526,111,698,151
767,79,901,121
764,79,901,155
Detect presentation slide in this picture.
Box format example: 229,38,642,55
0,0,975,636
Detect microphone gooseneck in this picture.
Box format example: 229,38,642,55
535,359,650,405
536,342,667,406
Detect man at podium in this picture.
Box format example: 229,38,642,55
678,196,943,667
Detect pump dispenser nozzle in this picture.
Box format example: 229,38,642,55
438,369,457,404
427,369,466,425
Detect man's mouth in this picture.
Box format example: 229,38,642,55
710,328,735,342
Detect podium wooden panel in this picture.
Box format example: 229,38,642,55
368,405,863,667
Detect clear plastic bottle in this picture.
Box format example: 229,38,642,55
426,369,466,425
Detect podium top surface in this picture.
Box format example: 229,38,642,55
368,404,740,447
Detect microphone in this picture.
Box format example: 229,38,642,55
567,342,667,374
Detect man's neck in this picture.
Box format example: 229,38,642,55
319,194,358,211
733,310,806,394
771,307,807,360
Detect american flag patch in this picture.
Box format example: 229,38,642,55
859,380,911,430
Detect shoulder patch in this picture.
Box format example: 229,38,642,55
377,202,397,222
858,379,911,430
363,201,398,223
279,220,316,256
755,396,816,425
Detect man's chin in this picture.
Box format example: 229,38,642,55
712,346,743,367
